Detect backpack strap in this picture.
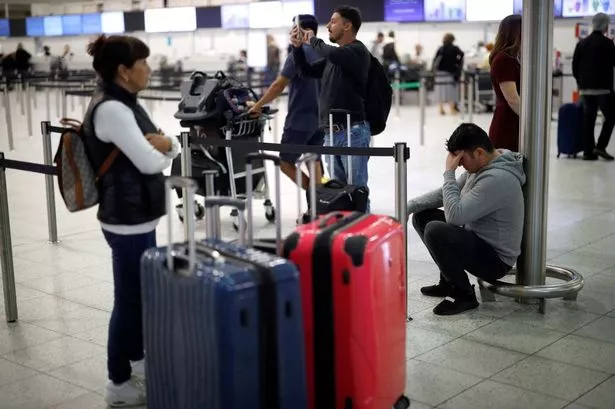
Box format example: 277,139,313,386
60,117,120,180
96,148,120,180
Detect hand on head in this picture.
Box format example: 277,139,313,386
289,26,314,47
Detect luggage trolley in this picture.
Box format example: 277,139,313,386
173,70,278,230
220,110,278,229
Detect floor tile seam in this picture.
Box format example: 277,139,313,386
415,363,485,408
0,367,44,391
484,354,612,402
16,279,107,297
568,374,615,408
528,334,615,375
47,294,111,314
458,325,569,355
43,351,107,391
410,339,527,380
496,308,603,333
0,325,67,354
471,377,574,406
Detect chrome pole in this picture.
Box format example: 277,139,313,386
460,71,466,120
395,68,401,118
468,74,475,123
180,132,192,242
518,0,553,291
419,77,426,146
61,89,67,119
41,122,58,243
4,80,14,151
18,76,25,116
45,86,51,122
0,153,18,323
25,81,33,137
394,143,409,319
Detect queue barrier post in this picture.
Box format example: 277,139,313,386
41,121,59,244
0,152,18,323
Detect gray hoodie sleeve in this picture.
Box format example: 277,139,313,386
442,169,508,225
406,171,468,218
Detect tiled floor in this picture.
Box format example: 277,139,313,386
1,91,615,408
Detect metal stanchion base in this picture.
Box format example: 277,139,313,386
477,265,584,314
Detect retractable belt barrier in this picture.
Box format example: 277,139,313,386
0,121,413,324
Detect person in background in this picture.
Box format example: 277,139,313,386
382,30,400,71
481,43,494,70
248,15,324,213
488,15,522,152
572,12,615,161
290,5,372,210
266,34,281,87
83,34,180,407
407,123,525,315
433,33,464,115
370,32,385,62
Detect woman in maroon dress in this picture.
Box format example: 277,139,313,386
489,15,522,152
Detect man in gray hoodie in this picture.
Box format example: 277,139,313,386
407,123,526,315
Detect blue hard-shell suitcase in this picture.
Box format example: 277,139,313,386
141,179,307,409
557,102,585,158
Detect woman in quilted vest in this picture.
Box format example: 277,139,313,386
83,34,180,407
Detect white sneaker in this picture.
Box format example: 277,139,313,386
131,359,145,381
105,377,146,408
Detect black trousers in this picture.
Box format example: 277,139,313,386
581,93,615,155
412,209,512,294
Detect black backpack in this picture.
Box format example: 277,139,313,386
365,55,392,136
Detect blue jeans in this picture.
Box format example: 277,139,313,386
327,121,372,211
103,229,157,384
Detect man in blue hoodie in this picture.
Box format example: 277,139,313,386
407,123,526,316
249,15,324,195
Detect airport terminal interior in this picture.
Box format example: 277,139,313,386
1,0,615,408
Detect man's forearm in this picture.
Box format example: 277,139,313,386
254,79,286,109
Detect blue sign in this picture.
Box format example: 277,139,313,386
44,16,63,36
82,13,102,34
0,19,9,37
62,14,82,36
26,17,45,36
384,0,425,22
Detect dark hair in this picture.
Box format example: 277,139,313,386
443,33,455,45
446,123,495,153
490,14,522,65
87,35,150,83
293,14,318,35
334,5,362,33
388,30,395,38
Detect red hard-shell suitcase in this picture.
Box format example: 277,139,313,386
283,210,409,409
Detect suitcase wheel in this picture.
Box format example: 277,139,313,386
393,395,411,409
176,202,205,223
231,209,247,232
264,203,276,223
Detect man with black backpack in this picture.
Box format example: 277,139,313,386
291,5,392,212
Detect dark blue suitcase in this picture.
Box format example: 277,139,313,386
557,102,585,158
141,179,307,409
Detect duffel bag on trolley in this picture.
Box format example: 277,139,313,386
140,177,308,409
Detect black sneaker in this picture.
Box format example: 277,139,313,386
583,153,599,161
420,282,451,297
433,288,479,316
594,149,615,161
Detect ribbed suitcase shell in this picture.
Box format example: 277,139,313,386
141,244,260,409
141,239,308,409
284,212,407,409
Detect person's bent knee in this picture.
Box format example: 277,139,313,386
423,220,455,246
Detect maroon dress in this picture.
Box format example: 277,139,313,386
489,52,521,152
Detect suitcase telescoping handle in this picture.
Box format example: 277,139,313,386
204,197,247,246
165,176,198,274
245,153,282,249
296,153,318,222
328,109,353,185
